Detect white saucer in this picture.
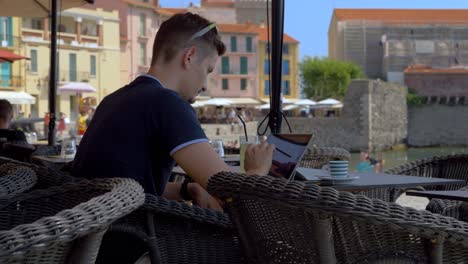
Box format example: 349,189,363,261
317,175,360,183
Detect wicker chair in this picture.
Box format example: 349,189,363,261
208,172,468,263
300,146,351,170
97,194,242,264
425,186,468,222
377,154,468,202
0,178,145,264
0,163,36,198
0,157,79,189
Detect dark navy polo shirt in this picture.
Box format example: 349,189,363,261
71,75,208,195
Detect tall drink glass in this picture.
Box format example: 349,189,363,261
240,135,259,173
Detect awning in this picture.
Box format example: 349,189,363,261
59,82,97,93
0,91,36,104
216,97,262,106
0,49,28,63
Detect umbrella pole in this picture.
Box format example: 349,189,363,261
48,0,58,146
268,0,284,134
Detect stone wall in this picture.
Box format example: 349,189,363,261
201,80,408,152
282,80,408,151
408,105,468,147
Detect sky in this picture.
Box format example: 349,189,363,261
160,0,468,59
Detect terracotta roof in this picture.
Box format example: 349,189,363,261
201,0,234,8
257,26,299,43
334,9,468,24
156,8,187,16
404,65,468,74
218,23,298,43
218,24,258,34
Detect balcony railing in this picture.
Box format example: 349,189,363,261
0,34,21,48
57,71,91,83
0,75,24,88
219,68,257,75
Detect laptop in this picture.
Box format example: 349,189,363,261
266,134,313,180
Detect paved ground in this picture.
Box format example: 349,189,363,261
396,193,429,210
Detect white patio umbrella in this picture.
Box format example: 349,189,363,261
191,100,206,108
256,104,271,110
203,98,233,106
59,82,97,93
0,91,36,104
283,104,299,111
318,98,342,106
295,99,317,106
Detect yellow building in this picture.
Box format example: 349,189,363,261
13,7,120,121
257,26,300,100
0,17,23,93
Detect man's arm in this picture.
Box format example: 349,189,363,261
172,141,233,189
162,181,223,211
172,141,275,189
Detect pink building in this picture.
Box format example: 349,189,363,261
86,0,162,85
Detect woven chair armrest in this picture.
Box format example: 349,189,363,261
0,165,36,197
208,171,468,245
142,194,232,228
0,178,145,258
307,146,351,160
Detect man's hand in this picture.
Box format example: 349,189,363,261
188,182,223,211
244,141,275,175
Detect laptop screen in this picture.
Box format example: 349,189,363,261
267,134,313,180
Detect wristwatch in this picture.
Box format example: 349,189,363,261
180,178,192,201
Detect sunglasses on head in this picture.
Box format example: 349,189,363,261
189,23,219,41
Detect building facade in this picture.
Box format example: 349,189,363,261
0,17,22,91
208,24,258,98
18,7,120,120
257,26,300,100
329,9,468,83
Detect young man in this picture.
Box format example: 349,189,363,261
72,13,275,210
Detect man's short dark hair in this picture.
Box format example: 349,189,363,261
0,99,13,123
151,12,226,65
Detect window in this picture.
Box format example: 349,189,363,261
140,14,146,36
69,53,77,82
0,63,11,87
230,36,237,52
0,17,13,47
264,59,270,75
140,43,146,65
283,43,289,54
241,78,247,90
240,57,248,74
265,80,270,95
246,36,252,52
90,55,96,77
221,57,229,74
30,50,38,73
282,60,290,75
222,78,229,90
282,80,290,95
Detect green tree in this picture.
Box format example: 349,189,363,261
300,57,363,100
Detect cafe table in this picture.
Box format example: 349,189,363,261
31,155,73,170
173,166,465,201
